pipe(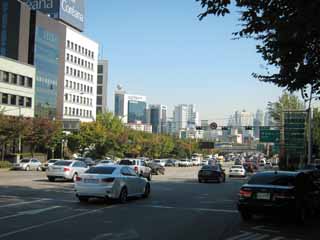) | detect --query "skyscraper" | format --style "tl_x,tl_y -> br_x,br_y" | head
254,109 -> 264,138
173,104 -> 188,132
149,104 -> 167,134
